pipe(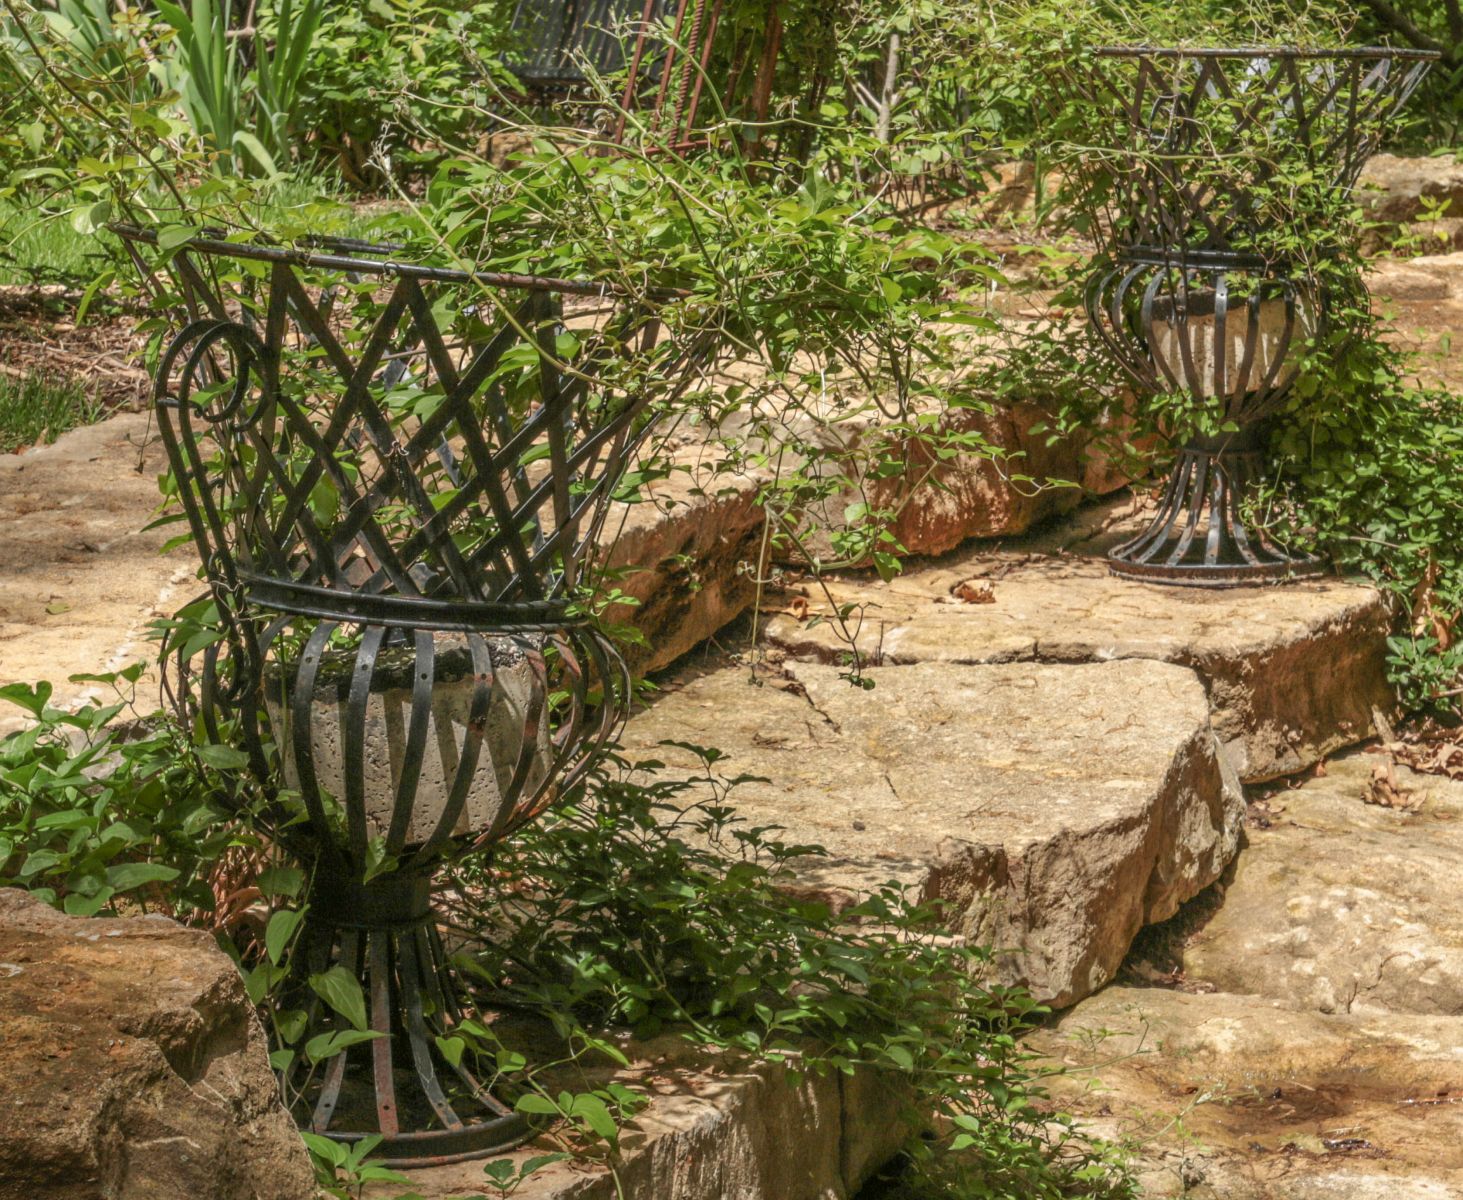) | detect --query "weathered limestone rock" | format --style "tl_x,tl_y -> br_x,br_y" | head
382,1038 -> 906,1200
1359,154 -> 1463,227
1368,251 -> 1463,301
786,402 -> 1132,565
1181,749 -> 1463,1017
1036,986 -> 1463,1200
0,888 -> 315,1200
597,401 -> 1132,677
0,405 -> 1125,715
599,454 -> 765,677
619,658 -> 1241,1008
764,553 -> 1393,783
